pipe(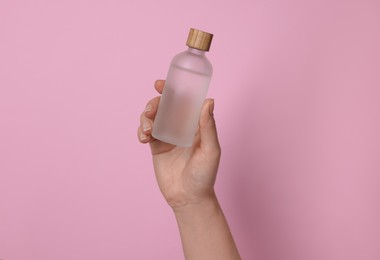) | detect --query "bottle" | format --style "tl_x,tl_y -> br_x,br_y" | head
152,28 -> 214,147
